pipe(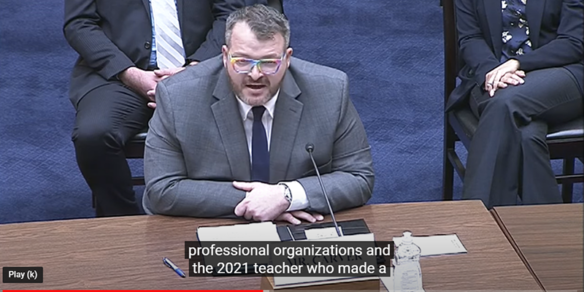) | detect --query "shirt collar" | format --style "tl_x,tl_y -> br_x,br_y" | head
236,90 -> 280,121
